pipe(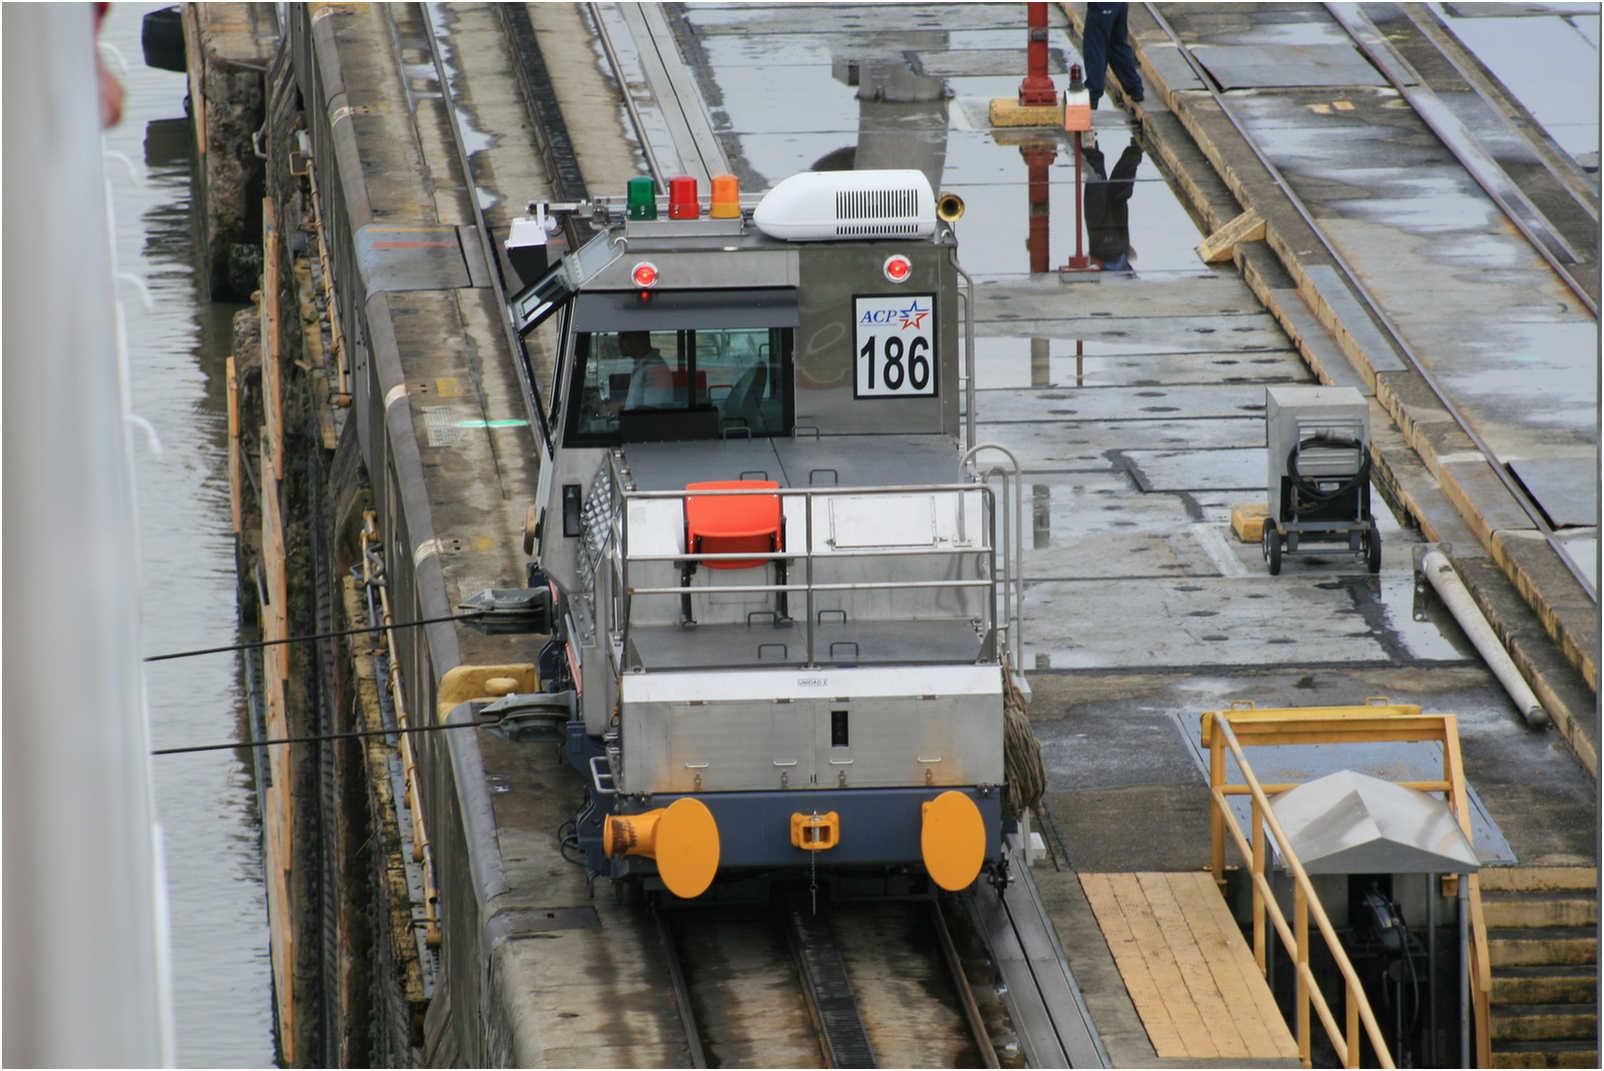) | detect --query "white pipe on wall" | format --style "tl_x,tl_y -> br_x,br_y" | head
1420,548 -> 1546,726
